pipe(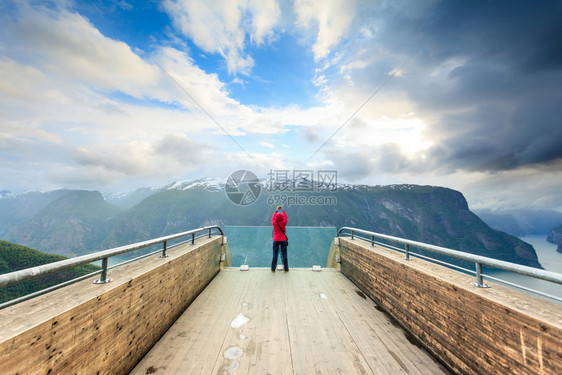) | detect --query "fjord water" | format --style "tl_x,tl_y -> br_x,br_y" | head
223,226 -> 337,268
520,234 -> 562,273
485,234 -> 562,300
